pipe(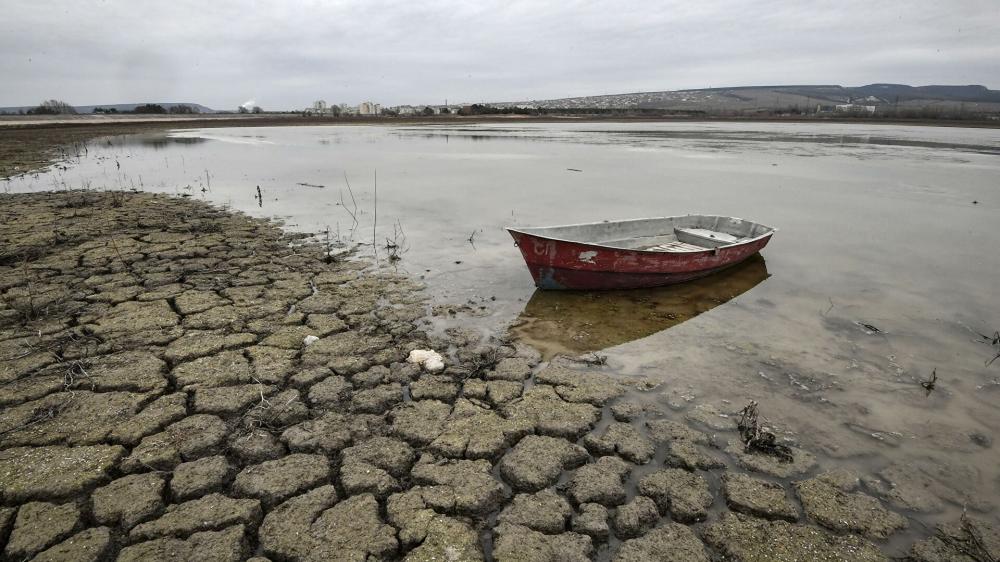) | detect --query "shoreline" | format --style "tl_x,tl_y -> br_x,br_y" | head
0,190 -> 993,560
2,112 -> 999,130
